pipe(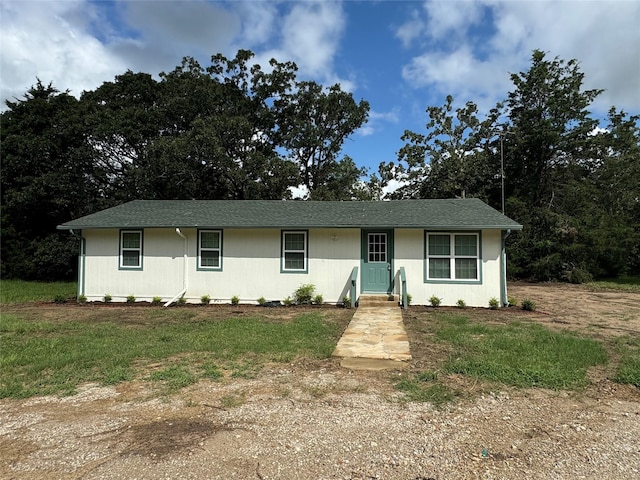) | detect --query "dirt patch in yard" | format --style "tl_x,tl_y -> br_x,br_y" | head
1,283 -> 639,479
